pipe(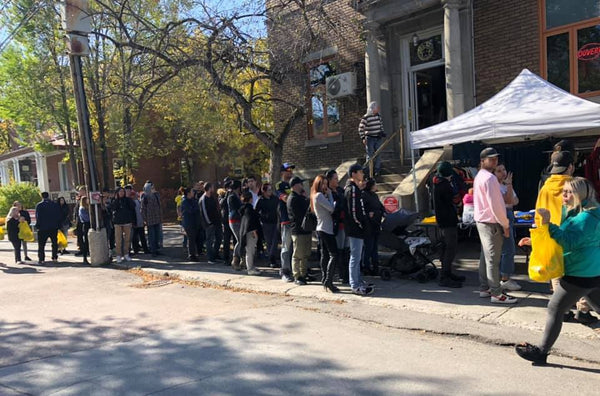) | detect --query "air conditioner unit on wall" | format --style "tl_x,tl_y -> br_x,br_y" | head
326,72 -> 357,99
